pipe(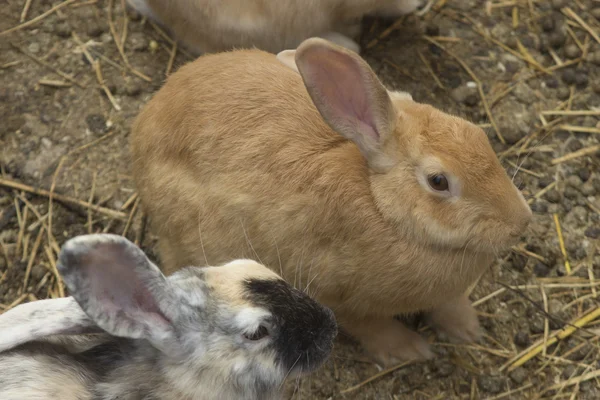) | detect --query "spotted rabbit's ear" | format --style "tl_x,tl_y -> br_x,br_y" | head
0,296 -> 101,353
58,234 -> 176,351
